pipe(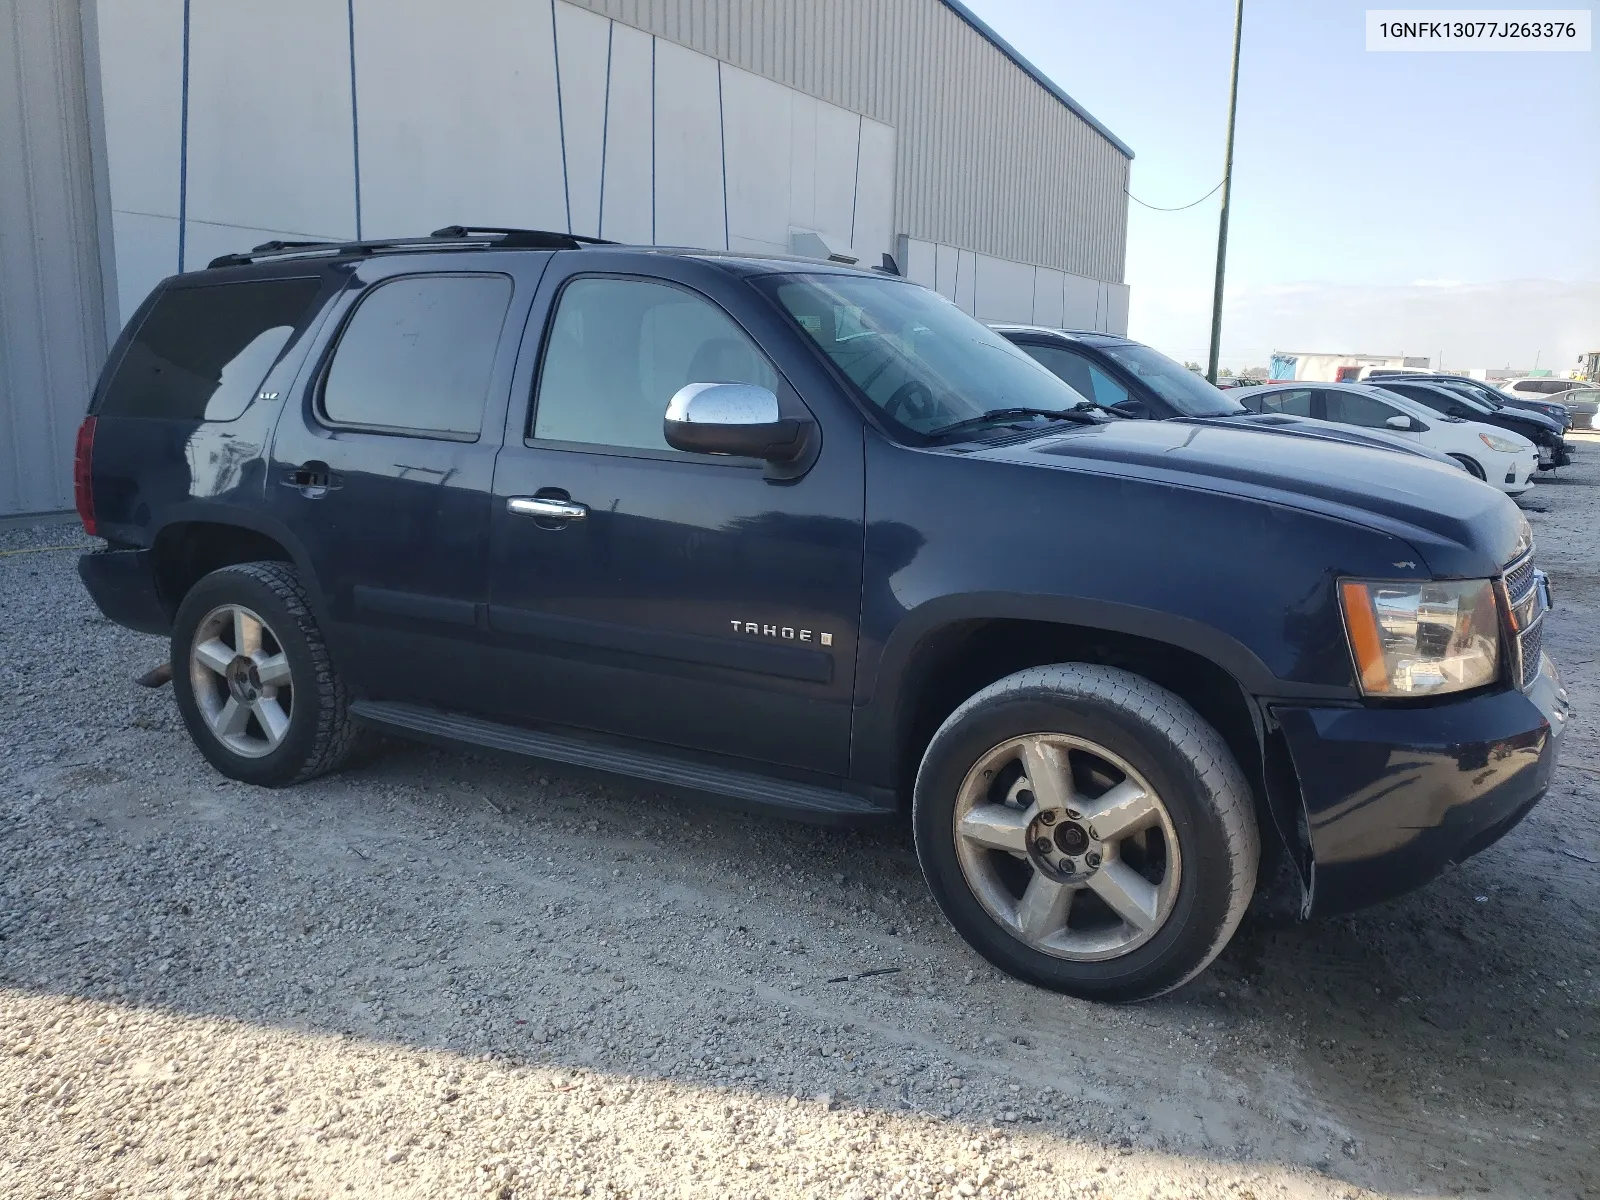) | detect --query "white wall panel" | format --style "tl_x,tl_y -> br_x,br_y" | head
722,65 -> 793,252
652,39 -> 726,249
1105,283 -> 1130,336
110,211 -> 178,323
811,105 -> 859,249
952,249 -> 976,314
598,23 -> 654,243
555,2 -> 612,239
94,0 -> 182,221
352,0 -> 566,238
1062,272 -> 1098,330
851,118 -> 896,263
1032,266 -> 1065,328
186,0 -> 353,242
974,254 -> 1035,324
898,235 -> 936,288
786,93 -> 818,236
933,243 -> 959,301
